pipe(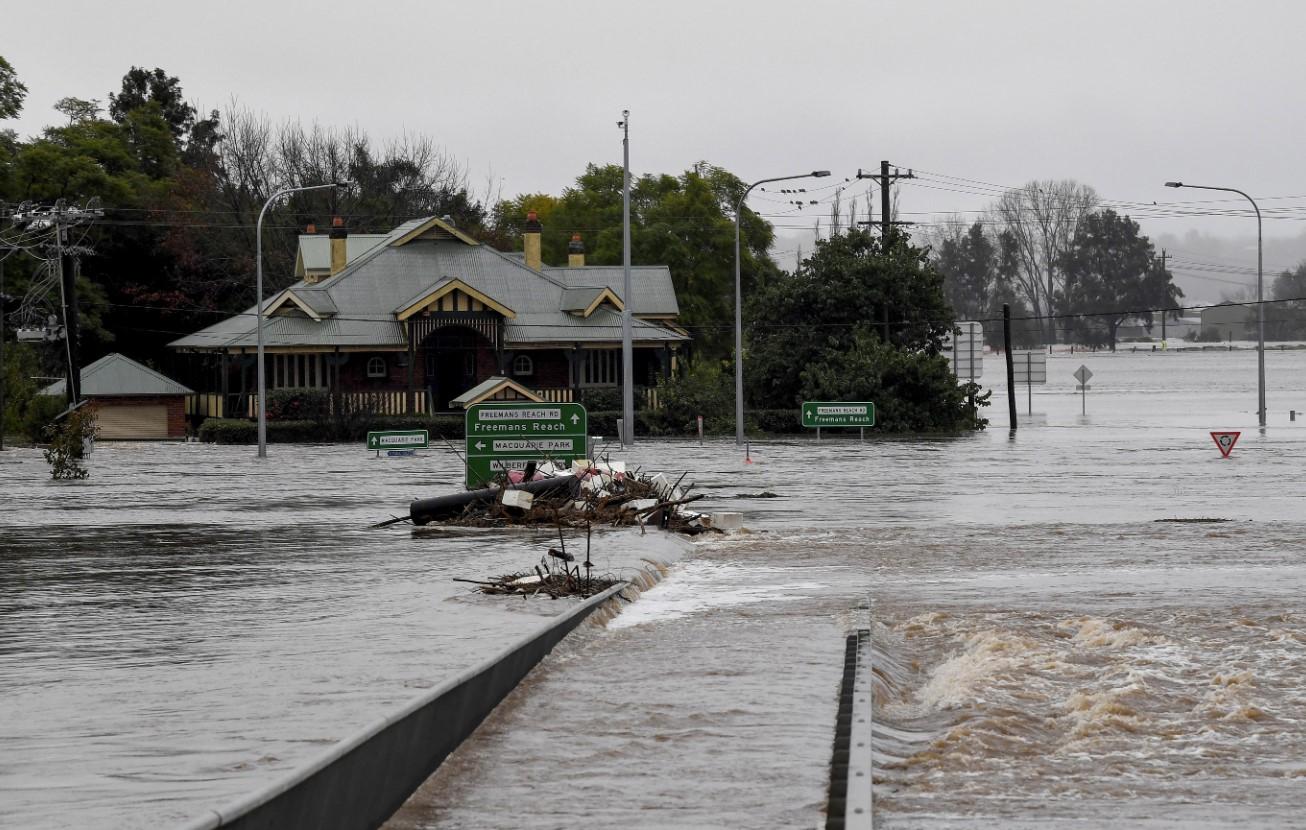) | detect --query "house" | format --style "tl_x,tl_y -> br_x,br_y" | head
1199,303 -> 1254,340
170,212 -> 689,417
41,353 -> 193,439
